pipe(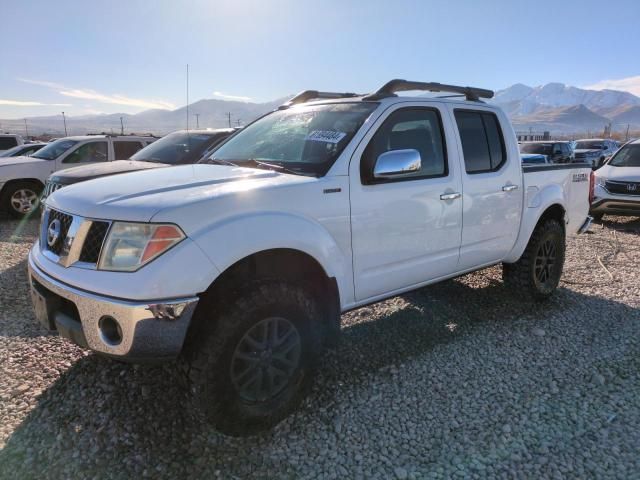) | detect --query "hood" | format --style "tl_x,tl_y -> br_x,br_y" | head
0,155 -> 48,167
597,164 -> 640,182
47,164 -> 315,222
51,160 -> 168,184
